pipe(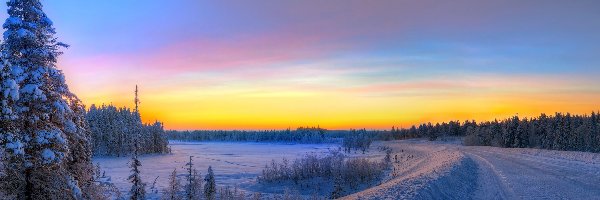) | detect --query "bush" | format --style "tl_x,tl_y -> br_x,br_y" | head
258,150 -> 388,196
